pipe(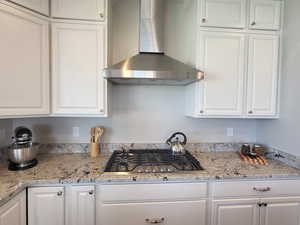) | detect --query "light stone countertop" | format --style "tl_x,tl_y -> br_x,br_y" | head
0,151 -> 300,206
